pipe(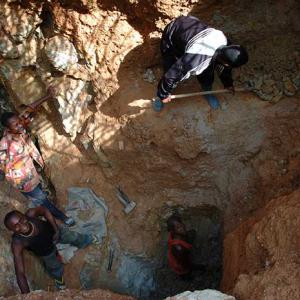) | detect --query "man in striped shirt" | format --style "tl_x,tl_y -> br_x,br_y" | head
154,15 -> 248,111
